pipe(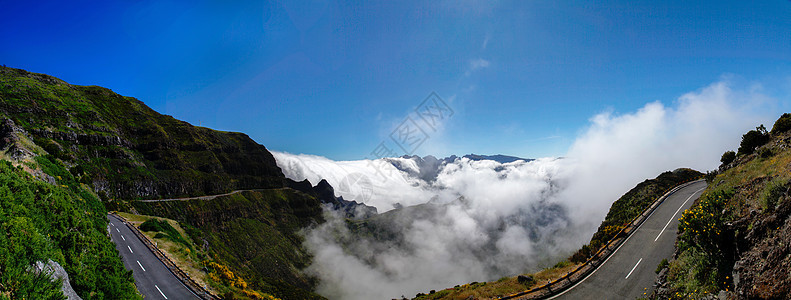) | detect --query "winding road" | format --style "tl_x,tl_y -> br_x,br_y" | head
108,214 -> 199,299
551,180 -> 707,299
